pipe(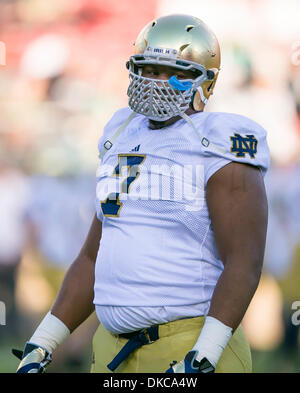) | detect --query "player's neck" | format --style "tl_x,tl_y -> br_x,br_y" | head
148,107 -> 200,130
